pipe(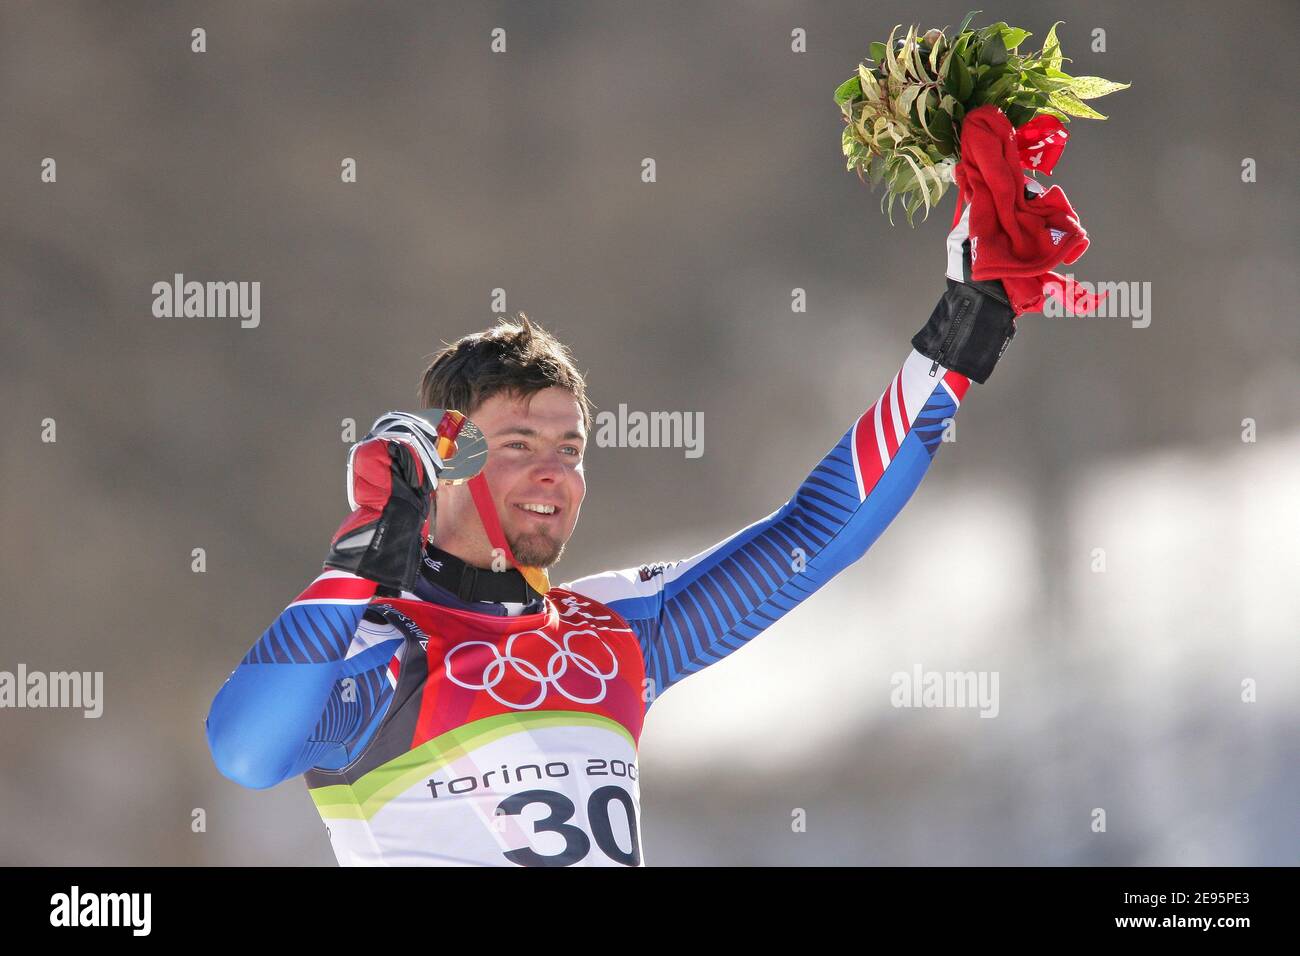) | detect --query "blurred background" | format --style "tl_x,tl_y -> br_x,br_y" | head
1,0 -> 1296,865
